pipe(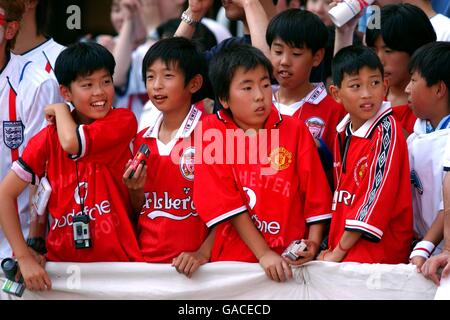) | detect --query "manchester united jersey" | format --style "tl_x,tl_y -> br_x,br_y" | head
135,105 -> 208,263
11,108 -> 143,262
272,82 -> 346,152
0,54 -> 61,258
194,106 -> 332,262
330,102 -> 413,264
